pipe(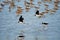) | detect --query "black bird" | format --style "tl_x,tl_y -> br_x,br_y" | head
18,15 -> 24,23
0,3 -> 4,7
18,35 -> 24,37
42,22 -> 48,25
36,10 -> 39,15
